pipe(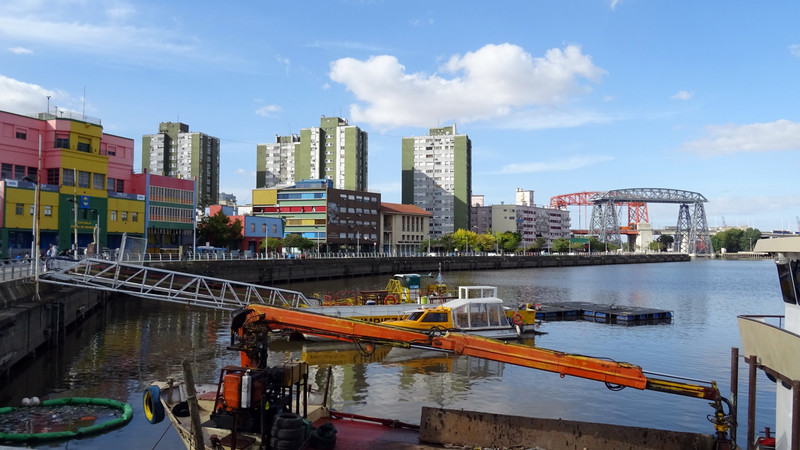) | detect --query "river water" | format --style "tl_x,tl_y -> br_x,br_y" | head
0,259 -> 784,448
